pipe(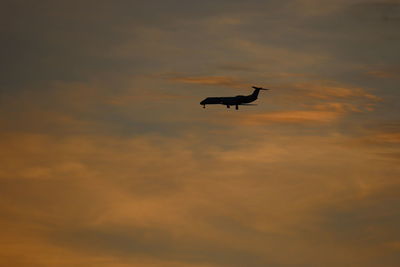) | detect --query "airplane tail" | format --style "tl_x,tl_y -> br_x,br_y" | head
251,86 -> 269,98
